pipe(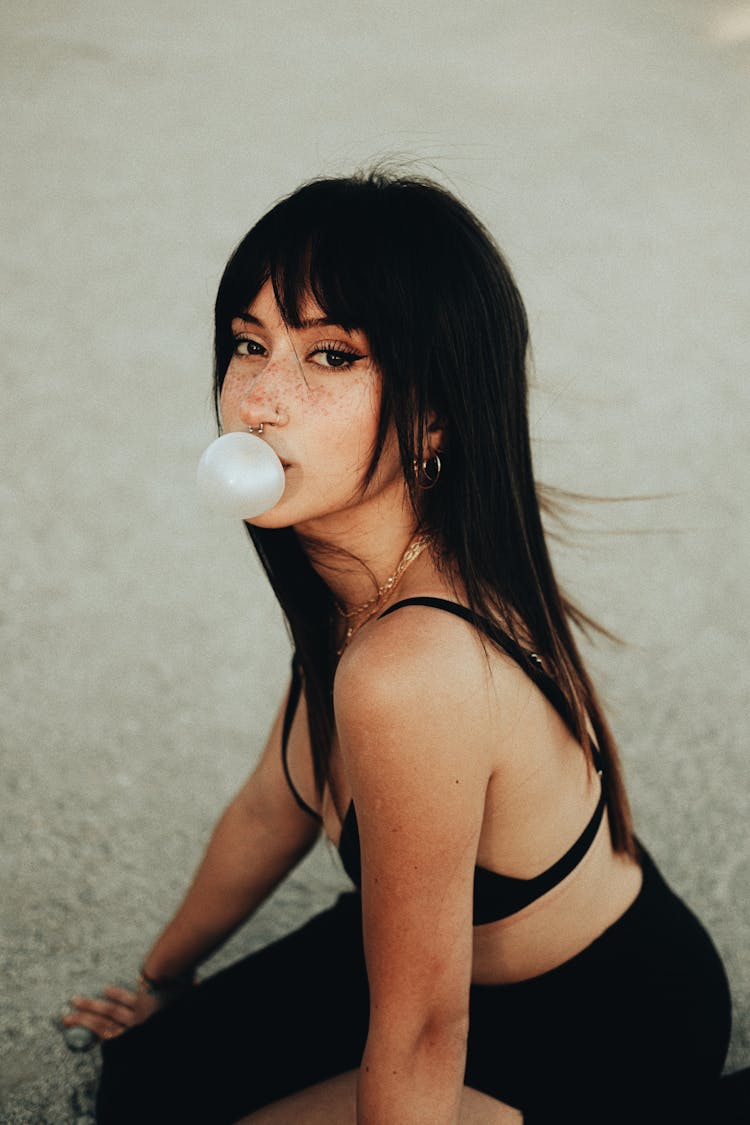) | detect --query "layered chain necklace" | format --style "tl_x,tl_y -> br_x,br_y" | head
334,532 -> 432,654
